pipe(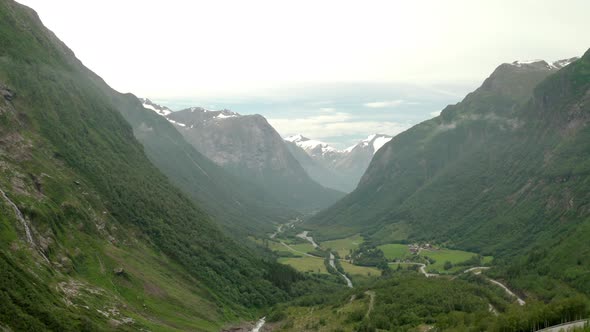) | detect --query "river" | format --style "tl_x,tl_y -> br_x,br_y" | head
250,317 -> 265,332
329,253 -> 353,288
